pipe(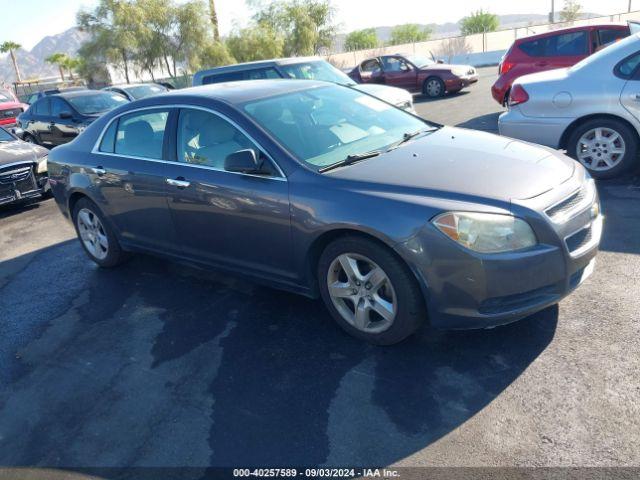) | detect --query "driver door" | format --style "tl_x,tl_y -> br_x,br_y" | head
380,56 -> 417,90
359,58 -> 383,84
164,107 -> 295,283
